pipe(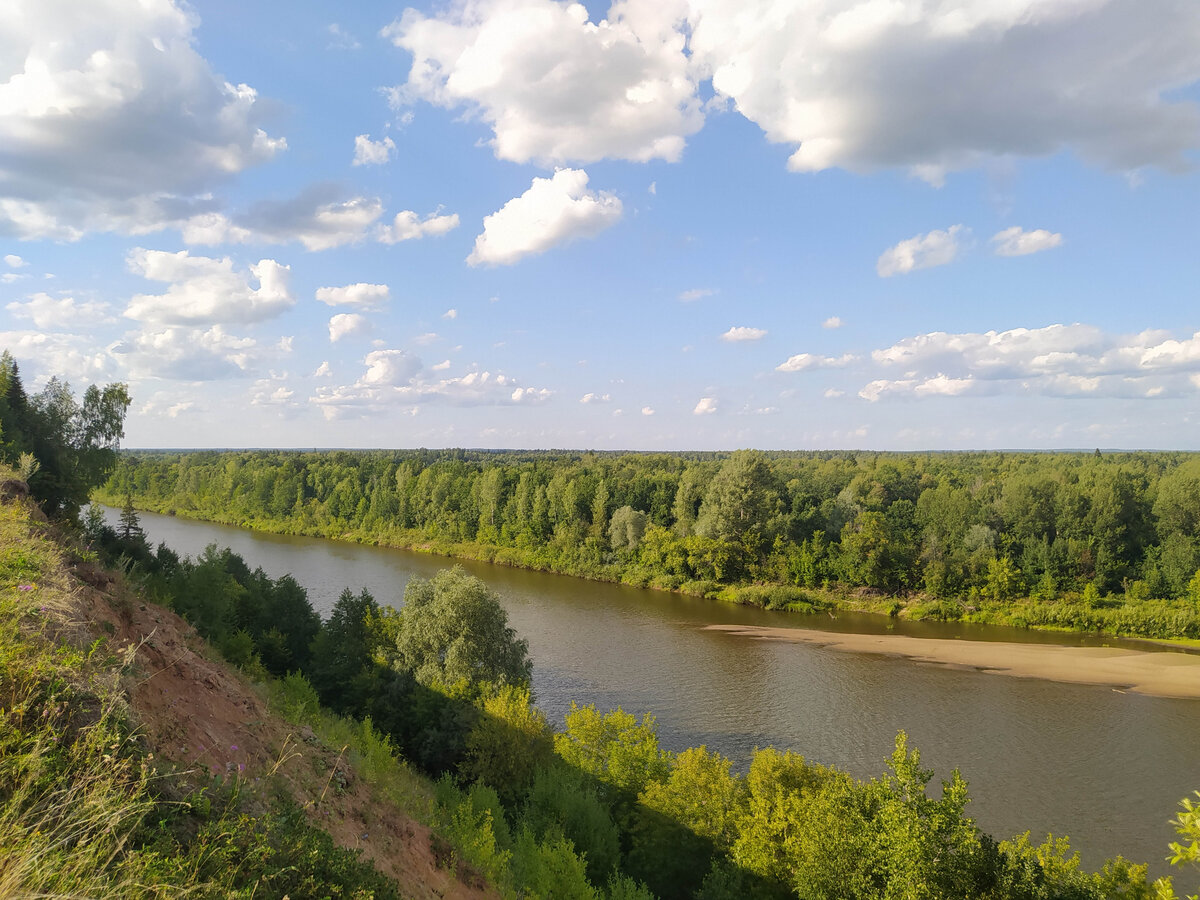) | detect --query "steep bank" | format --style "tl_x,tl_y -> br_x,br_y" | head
0,476 -> 496,898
